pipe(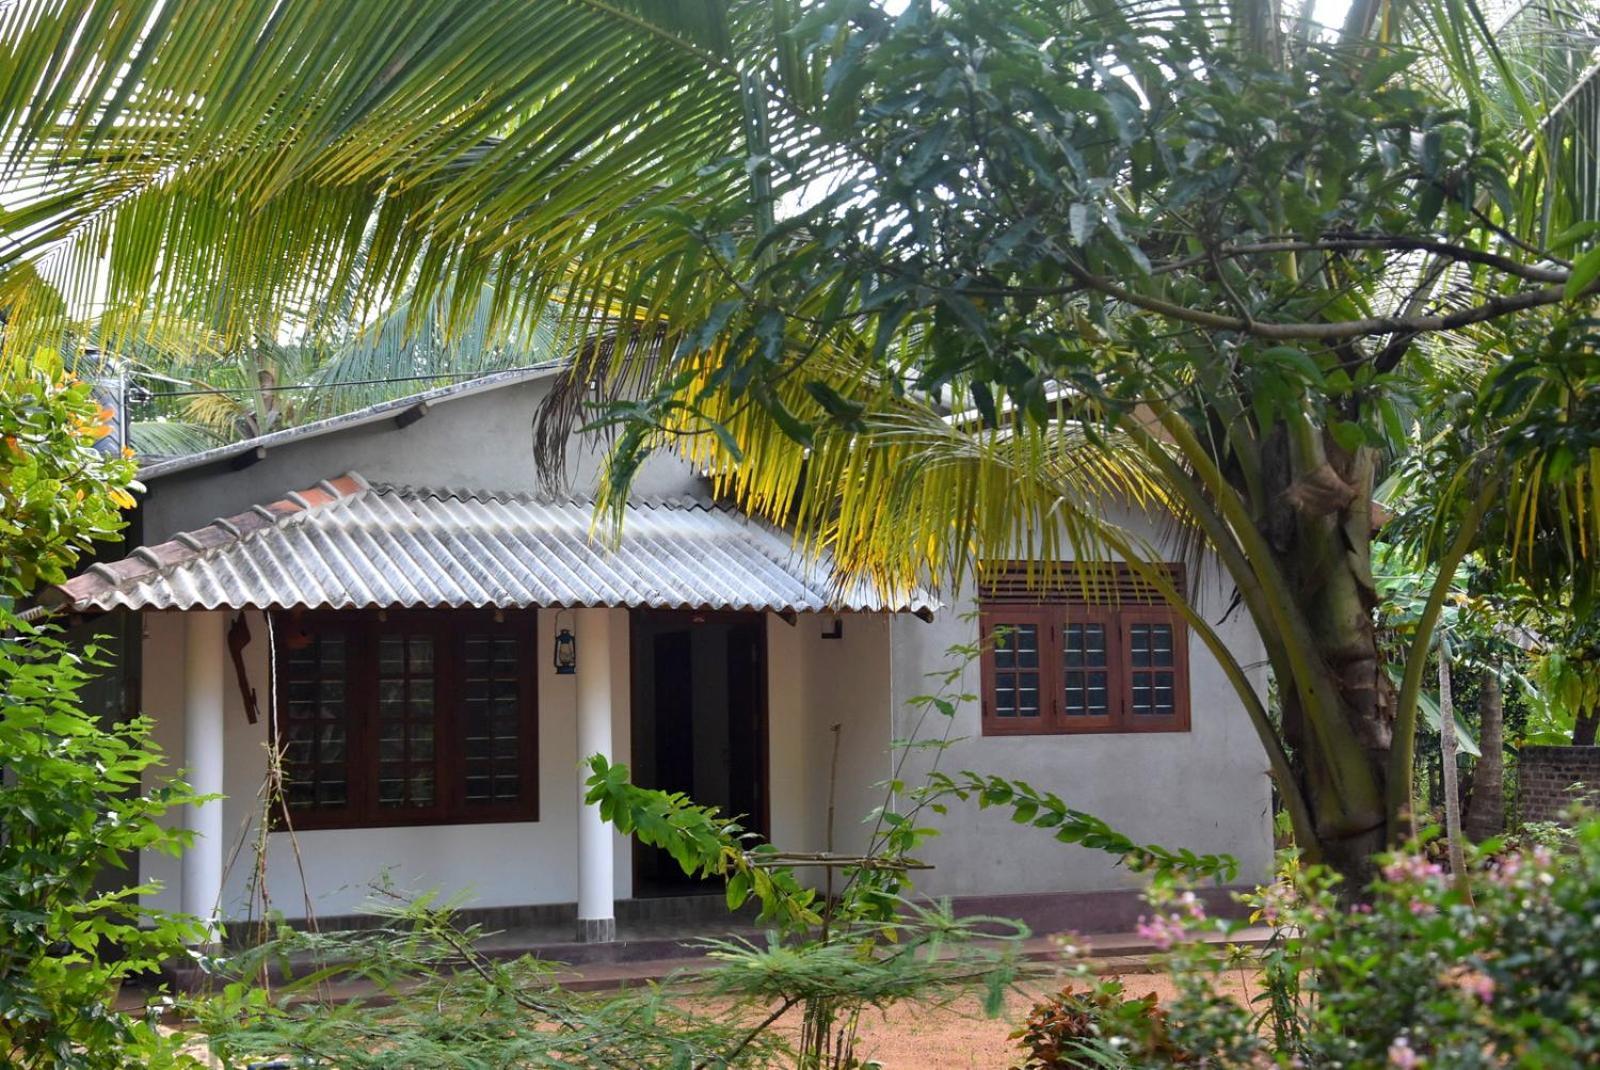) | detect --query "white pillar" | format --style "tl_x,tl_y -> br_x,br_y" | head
181,610 -> 227,942
575,607 -> 616,943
